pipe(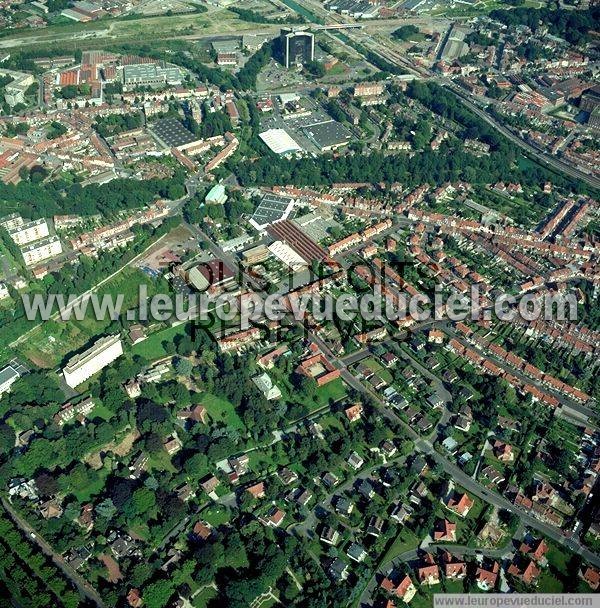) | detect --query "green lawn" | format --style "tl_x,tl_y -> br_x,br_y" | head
90,402 -> 115,421
201,505 -> 232,527
148,448 -> 176,473
131,323 -> 189,360
192,585 -> 217,608
381,527 -> 420,563
315,377 -> 347,405
546,541 -> 569,573
362,357 -> 393,384
200,393 -> 245,431
72,467 -> 110,502
538,572 -> 563,593
248,448 -> 279,474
